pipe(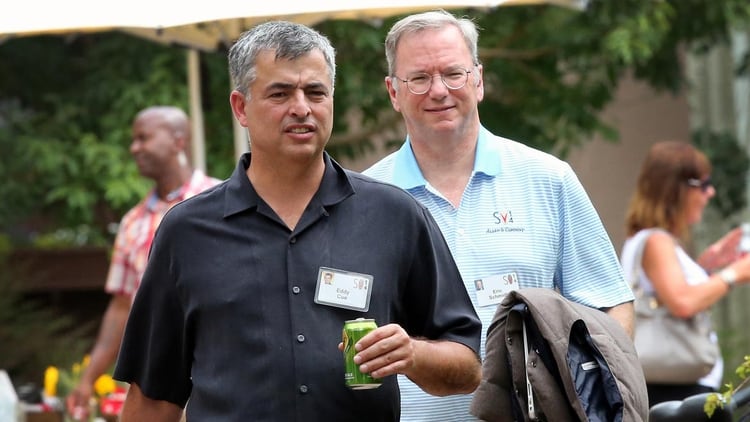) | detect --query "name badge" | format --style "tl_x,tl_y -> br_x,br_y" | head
314,267 -> 374,312
474,272 -> 519,307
